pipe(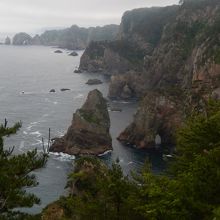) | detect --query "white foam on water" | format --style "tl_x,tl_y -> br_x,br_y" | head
127,161 -> 134,165
31,139 -> 42,146
27,125 -> 33,131
98,150 -> 112,157
23,131 -> 28,135
49,152 -> 75,162
75,93 -> 84,99
53,101 -> 58,105
30,131 -> 41,137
